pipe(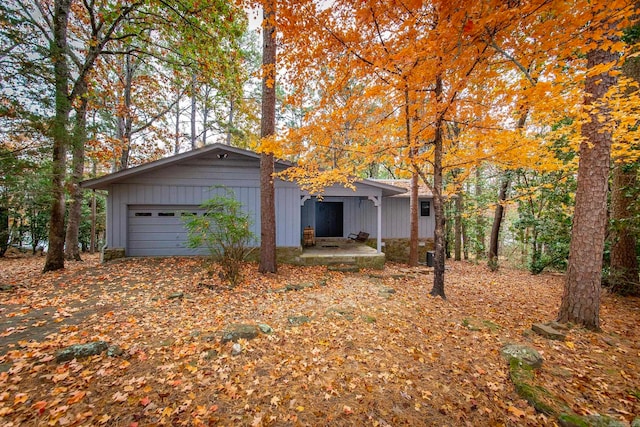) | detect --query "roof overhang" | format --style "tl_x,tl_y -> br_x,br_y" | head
81,143 -> 293,190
